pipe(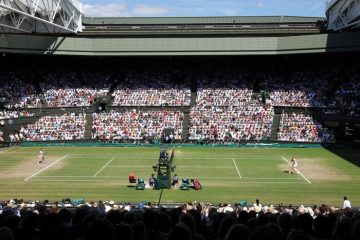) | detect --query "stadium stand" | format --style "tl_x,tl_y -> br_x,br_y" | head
111,68 -> 191,106
91,109 -> 184,142
0,198 -> 358,240
277,111 -> 335,143
1,2 -> 360,239
0,55 -> 359,143
19,112 -> 86,141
